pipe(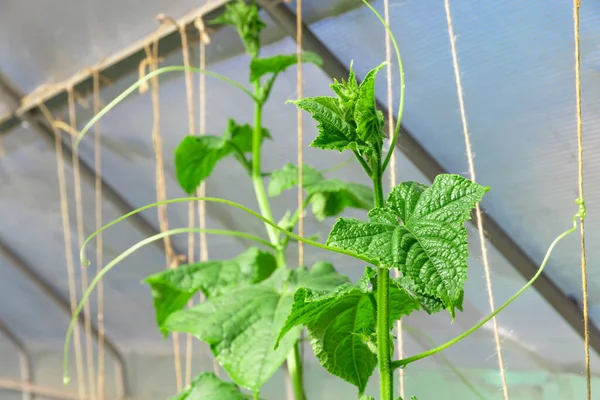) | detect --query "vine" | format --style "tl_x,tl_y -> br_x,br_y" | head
63,2 -> 582,399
